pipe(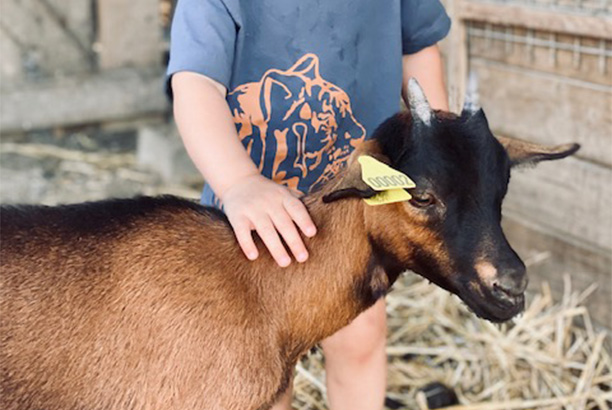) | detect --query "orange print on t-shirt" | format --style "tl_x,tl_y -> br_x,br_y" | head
227,54 -> 366,193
